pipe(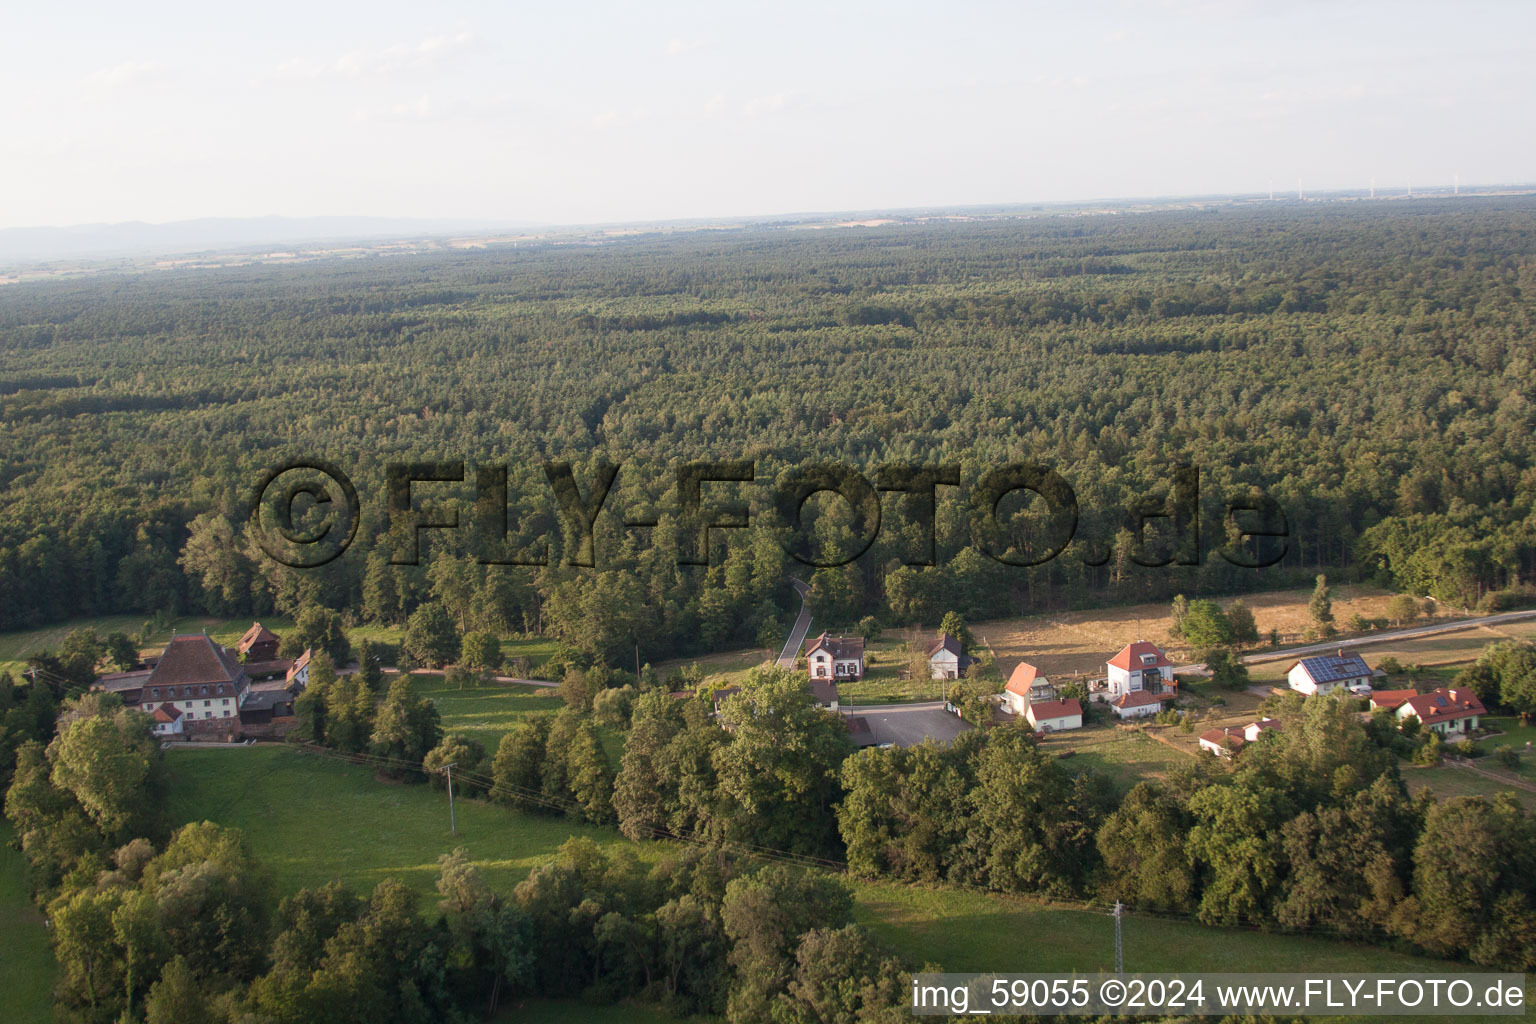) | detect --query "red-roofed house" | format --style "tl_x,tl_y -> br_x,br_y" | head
1027,697 -> 1082,732
1396,688 -> 1486,736
1243,718 -> 1282,742
138,633 -> 249,735
1199,726 -> 1246,758
286,648 -> 313,689
806,633 -> 865,681
1106,642 -> 1176,718
1003,662 -> 1052,715
151,704 -> 184,737
1369,689 -> 1418,713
